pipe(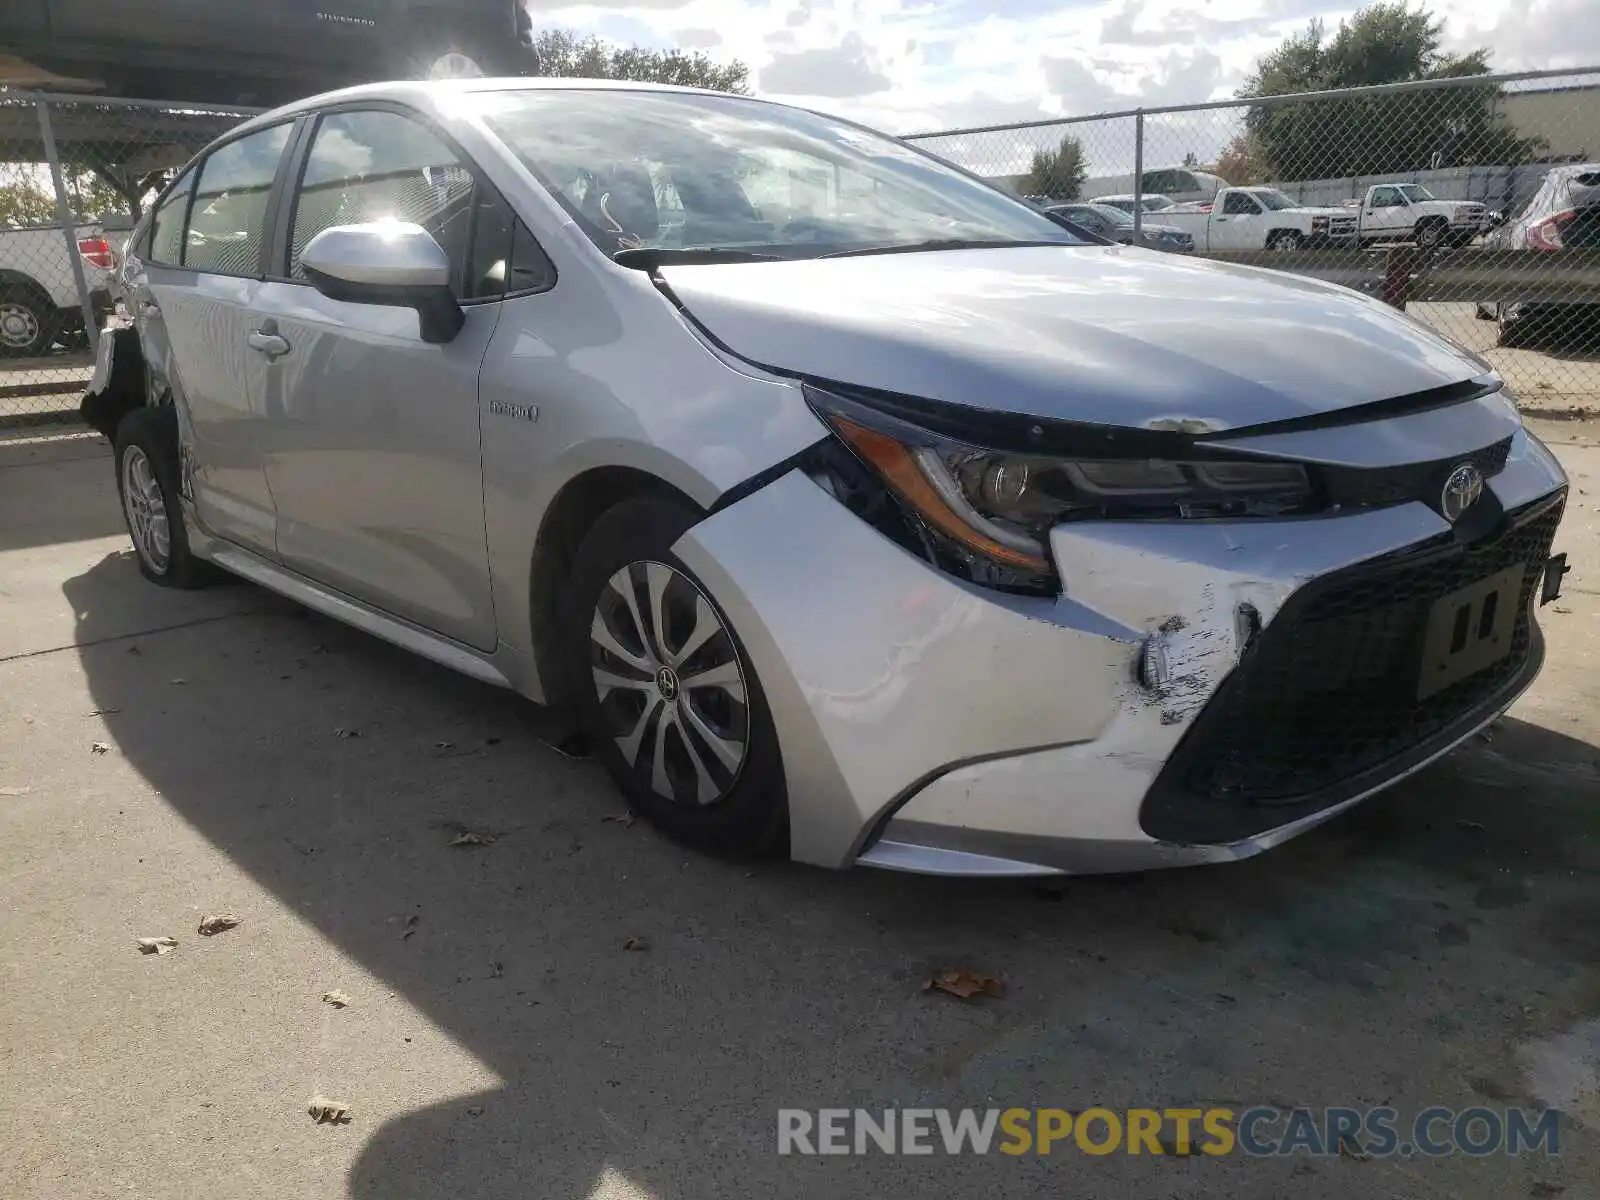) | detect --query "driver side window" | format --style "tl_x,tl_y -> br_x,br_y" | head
288,109 -> 475,296
1371,186 -> 1401,208
1222,191 -> 1260,215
